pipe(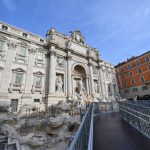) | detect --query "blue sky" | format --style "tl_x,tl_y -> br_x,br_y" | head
0,0 -> 150,65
